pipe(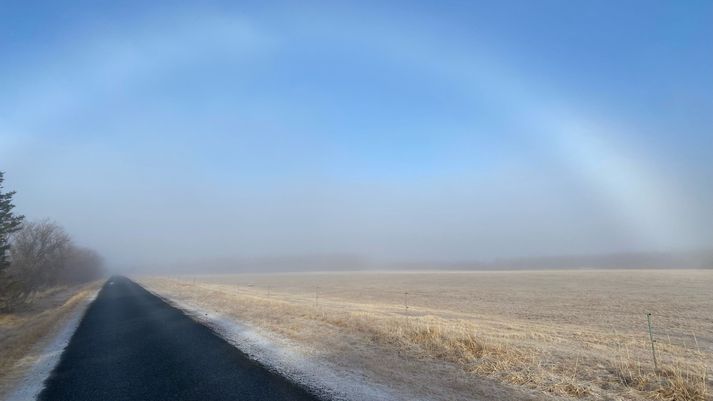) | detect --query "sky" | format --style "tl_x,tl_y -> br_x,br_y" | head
1,0 -> 712,270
